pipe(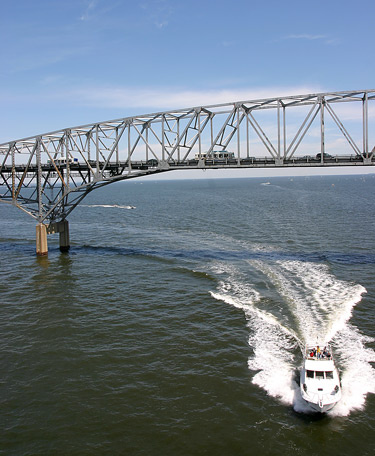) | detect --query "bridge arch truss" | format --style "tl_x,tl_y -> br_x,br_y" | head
0,89 -> 374,225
